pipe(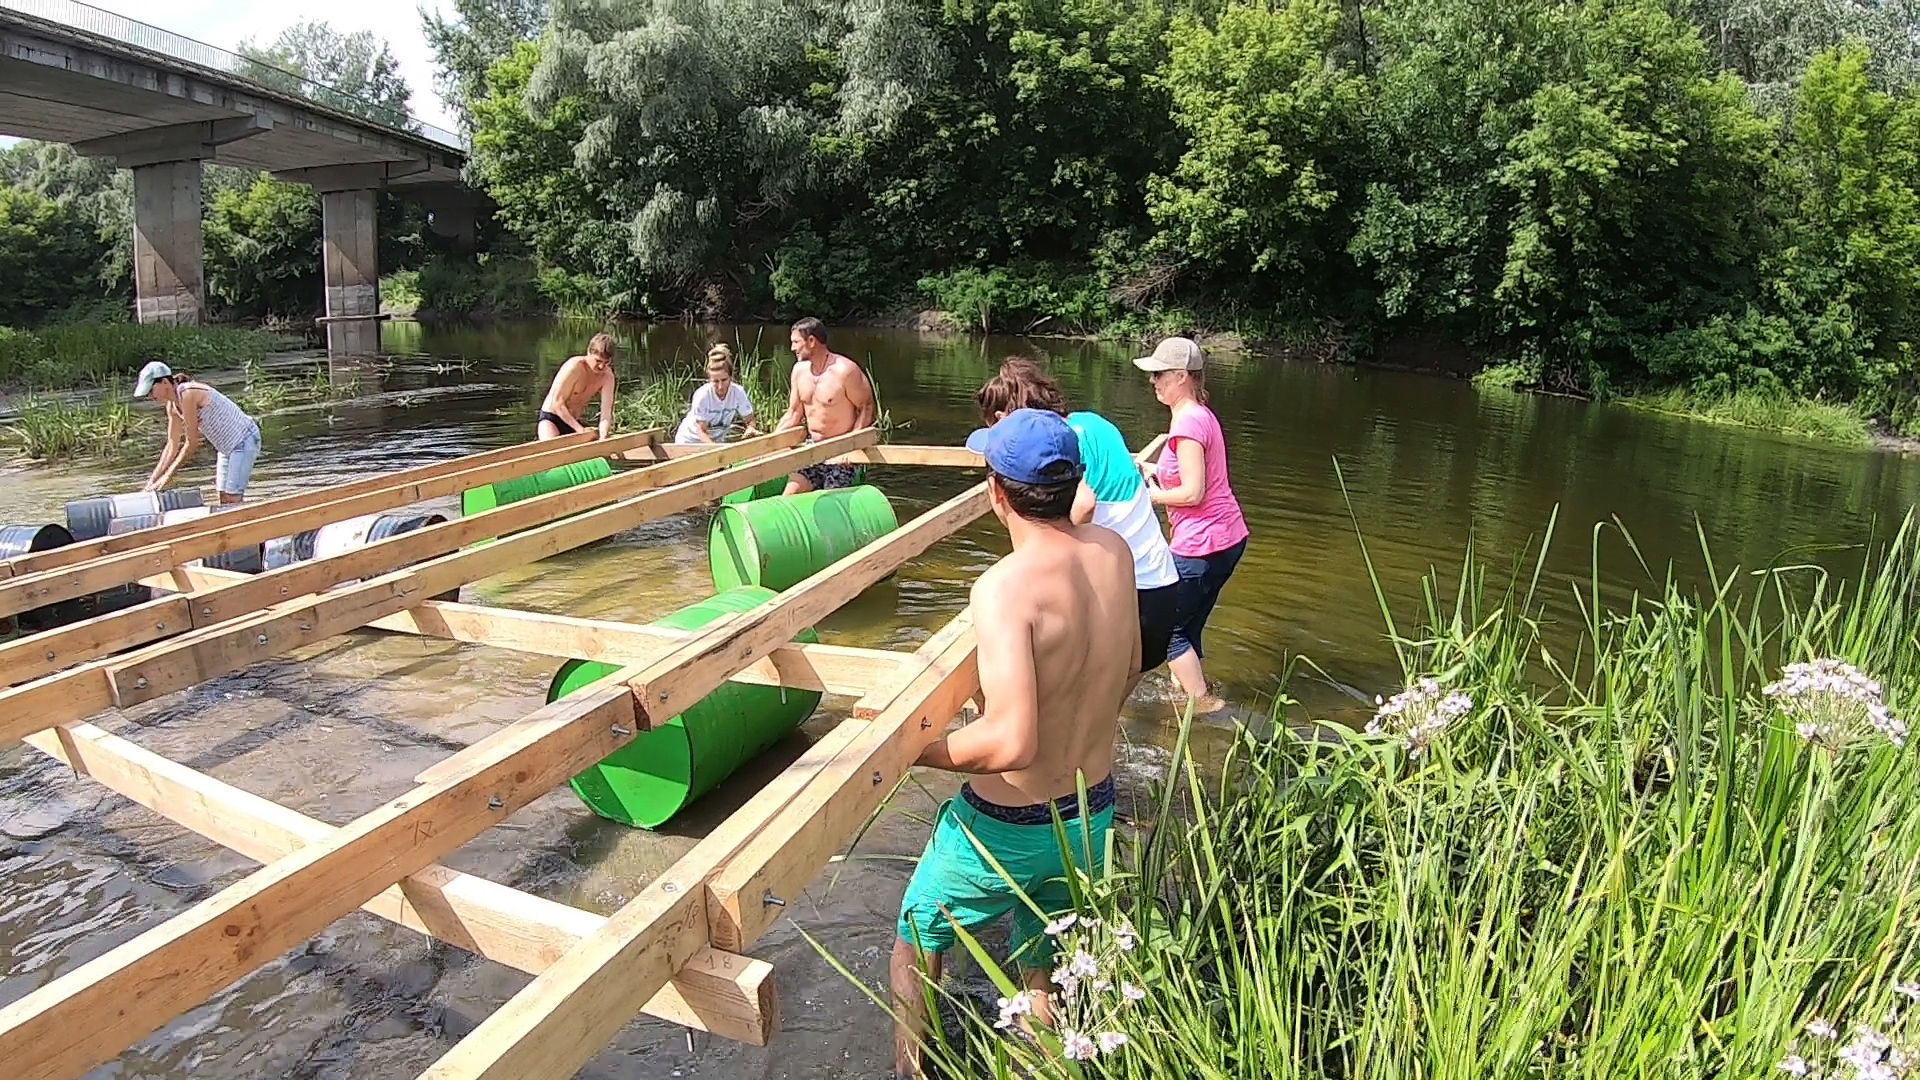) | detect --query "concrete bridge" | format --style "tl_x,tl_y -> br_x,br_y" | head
0,0 -> 485,353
